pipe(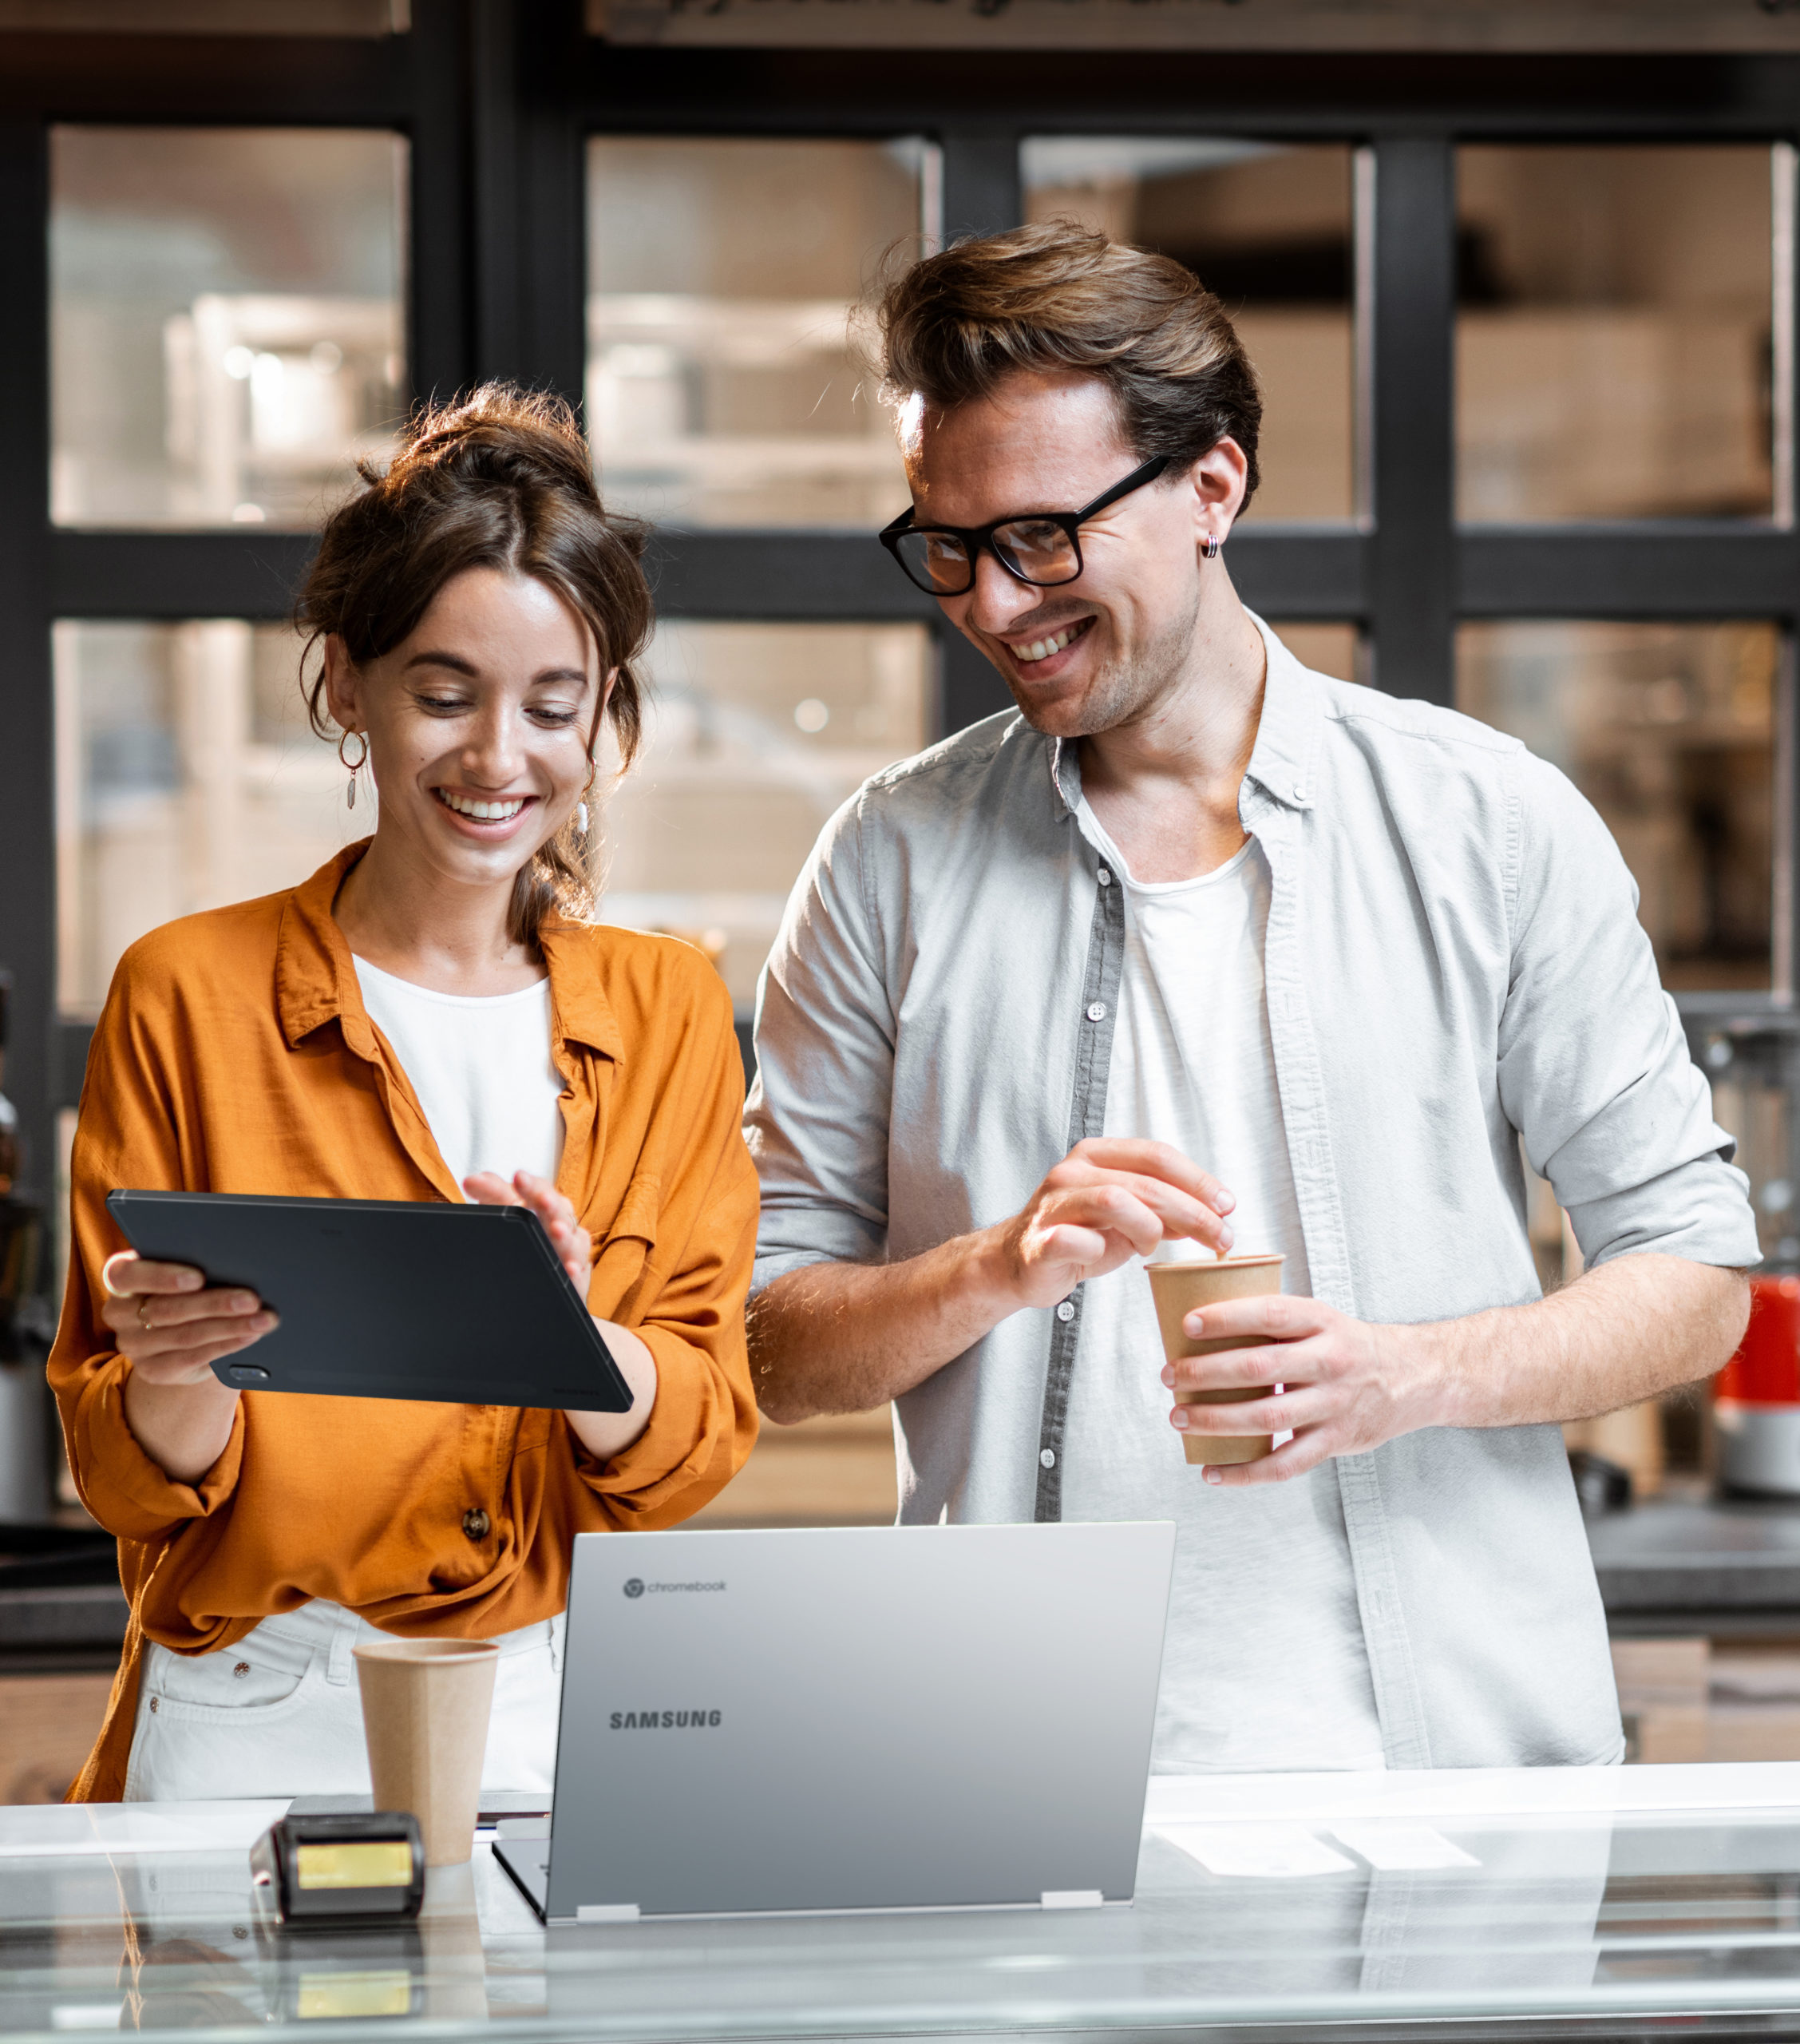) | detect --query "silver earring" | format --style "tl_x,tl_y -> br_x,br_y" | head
1202,533 -> 1222,561
338,729 -> 370,810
